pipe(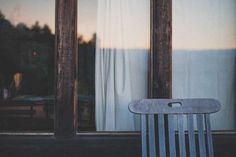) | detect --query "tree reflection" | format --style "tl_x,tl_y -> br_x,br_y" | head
0,10 -> 96,131
0,10 -> 96,100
